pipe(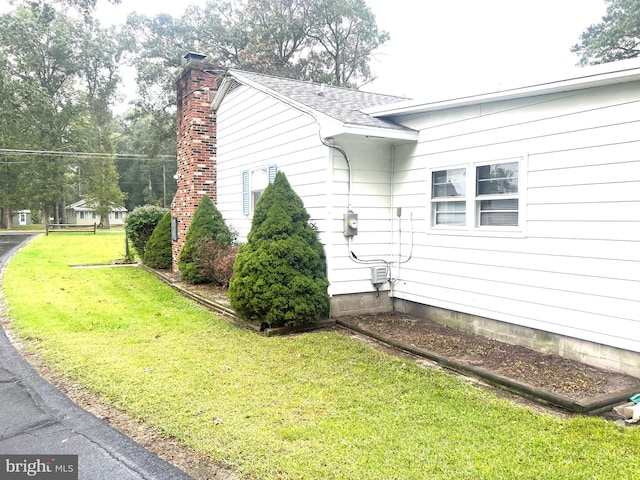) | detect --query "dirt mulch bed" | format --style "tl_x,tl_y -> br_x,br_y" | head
336,311 -> 640,403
